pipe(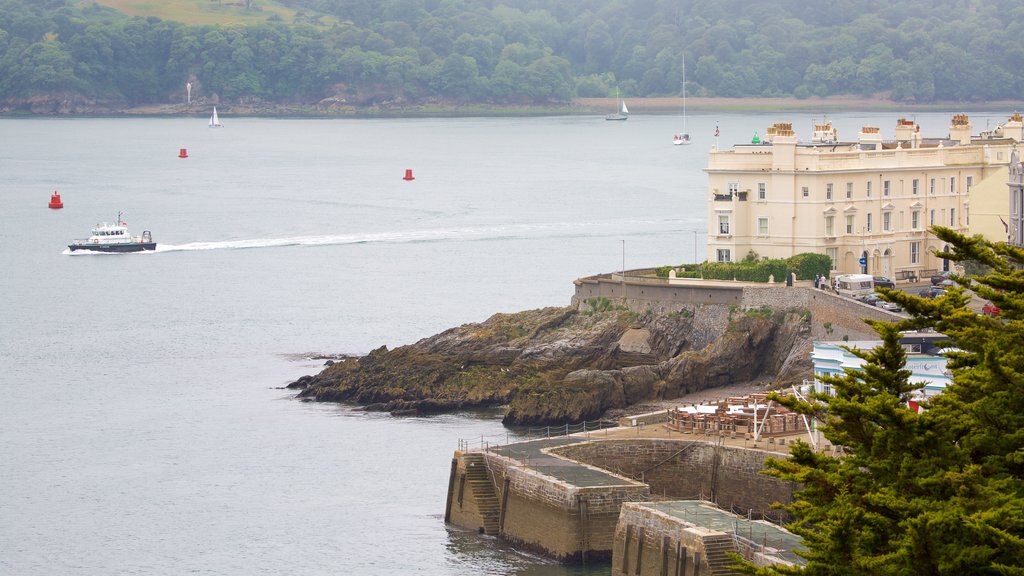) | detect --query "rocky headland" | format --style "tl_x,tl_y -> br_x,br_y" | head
287,300 -> 813,425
